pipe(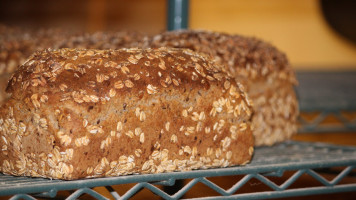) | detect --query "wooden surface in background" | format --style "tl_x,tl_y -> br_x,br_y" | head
0,0 -> 166,34
190,0 -> 356,69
